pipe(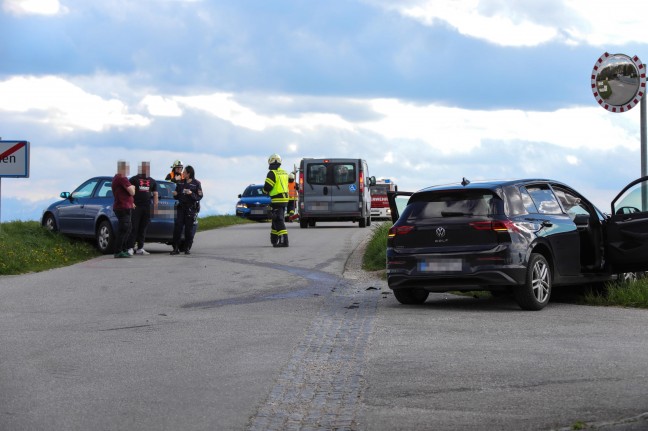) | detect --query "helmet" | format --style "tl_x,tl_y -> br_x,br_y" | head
171,159 -> 183,168
268,153 -> 282,165
288,173 -> 295,180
